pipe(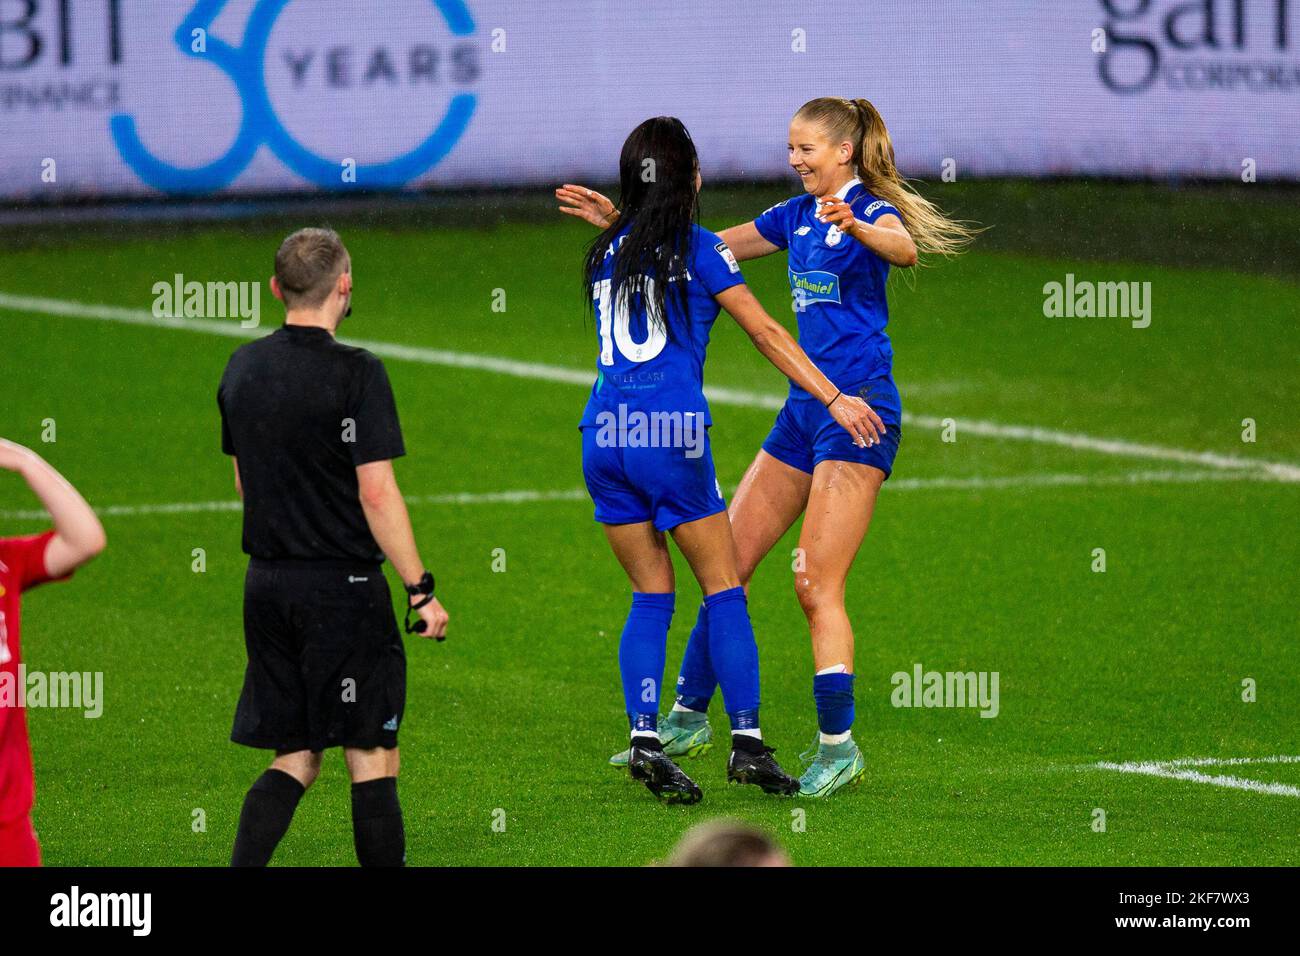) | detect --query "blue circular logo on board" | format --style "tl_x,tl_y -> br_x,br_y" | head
110,0 -> 478,194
